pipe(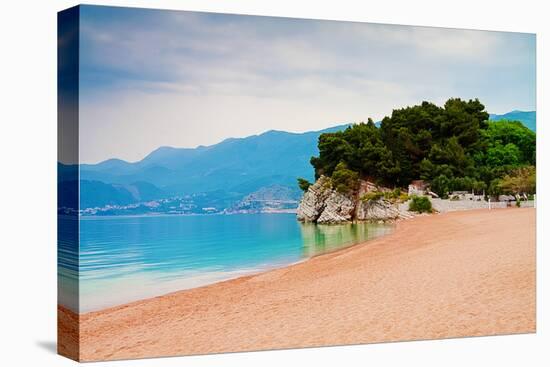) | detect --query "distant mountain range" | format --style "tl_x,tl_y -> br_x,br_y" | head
59,110 -> 535,214
59,124 -> 351,213
490,110 -> 536,132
